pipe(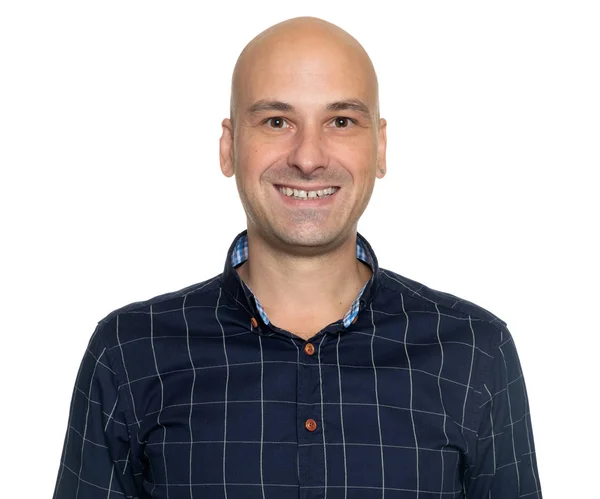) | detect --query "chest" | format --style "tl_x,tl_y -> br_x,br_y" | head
128,331 -> 474,498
